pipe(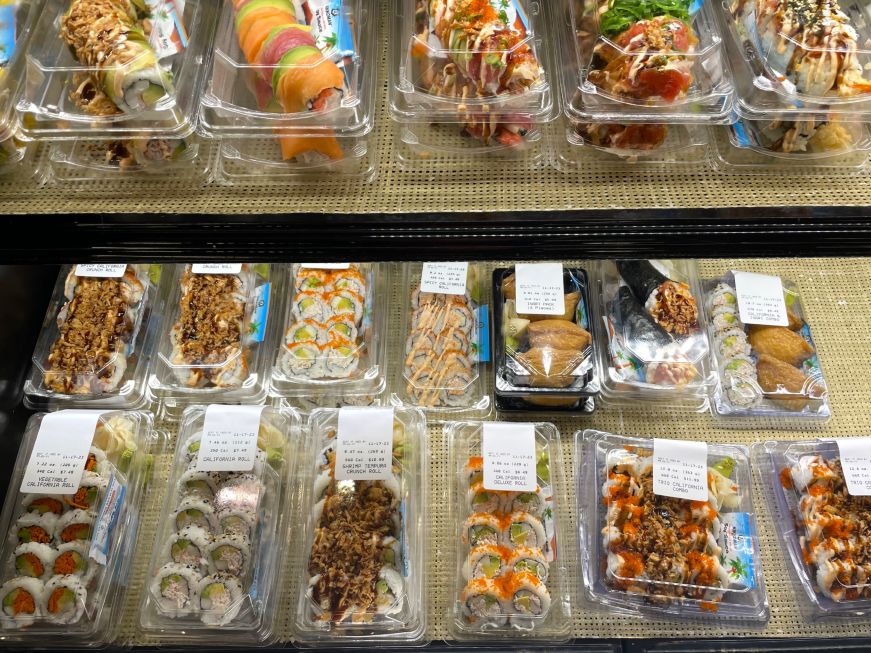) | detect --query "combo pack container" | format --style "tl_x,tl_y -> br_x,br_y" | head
445,421 -> 572,642
492,265 -> 599,413
24,264 -> 162,411
0,410 -> 161,646
139,404 -> 299,644
293,407 -> 428,646
577,430 -> 769,622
